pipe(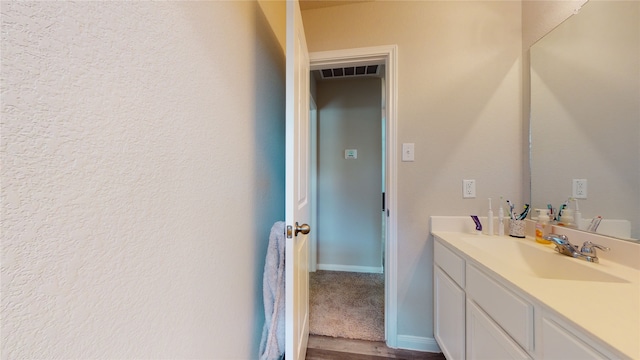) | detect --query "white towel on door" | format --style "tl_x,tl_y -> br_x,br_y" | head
259,221 -> 286,360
